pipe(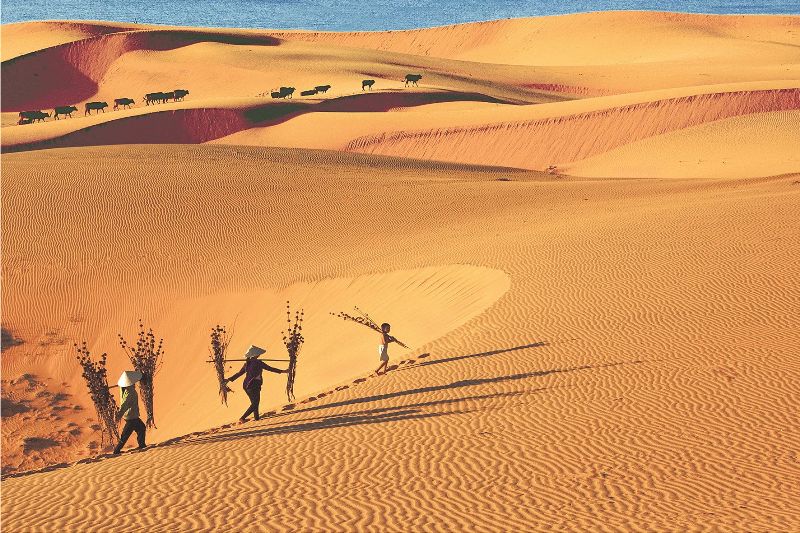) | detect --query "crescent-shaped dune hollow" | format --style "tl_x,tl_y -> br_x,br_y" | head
2,11 -> 800,532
